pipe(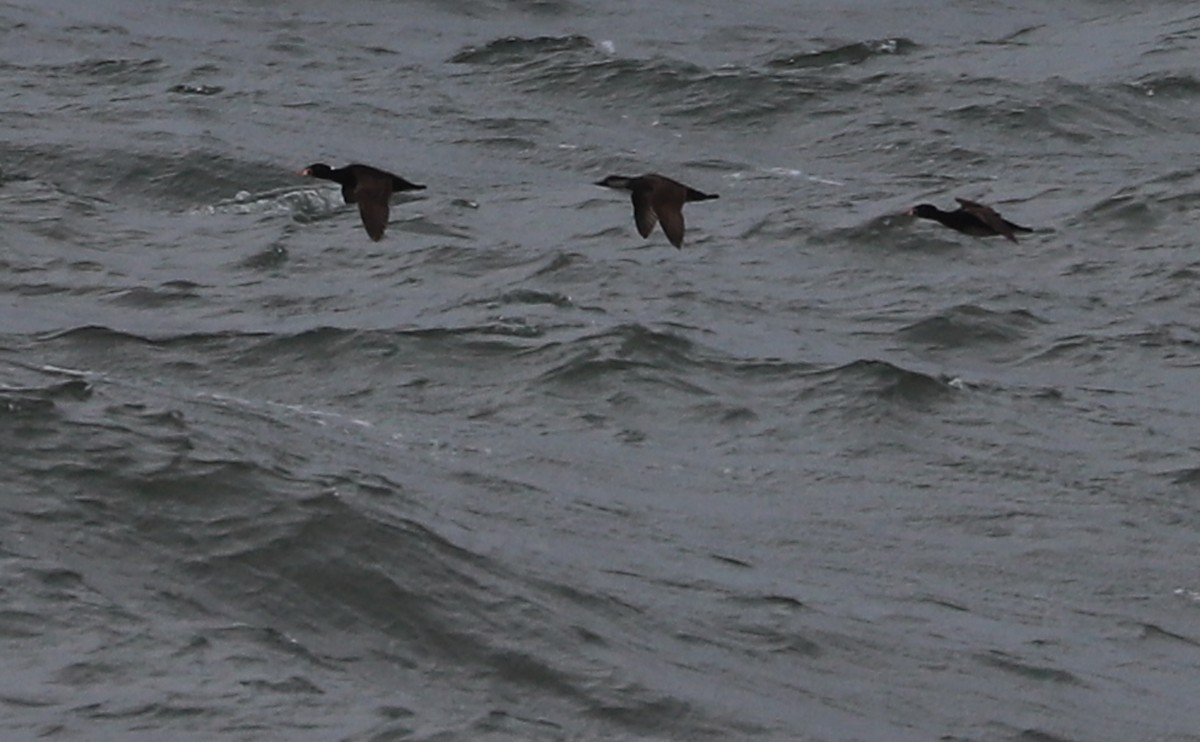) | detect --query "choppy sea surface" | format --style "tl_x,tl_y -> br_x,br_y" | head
4,1 -> 1200,739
